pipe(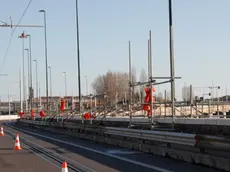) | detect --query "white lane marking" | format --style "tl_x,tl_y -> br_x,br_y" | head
6,123 -> 173,172
5,134 -> 60,169
107,149 -> 142,155
5,127 -> 97,172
